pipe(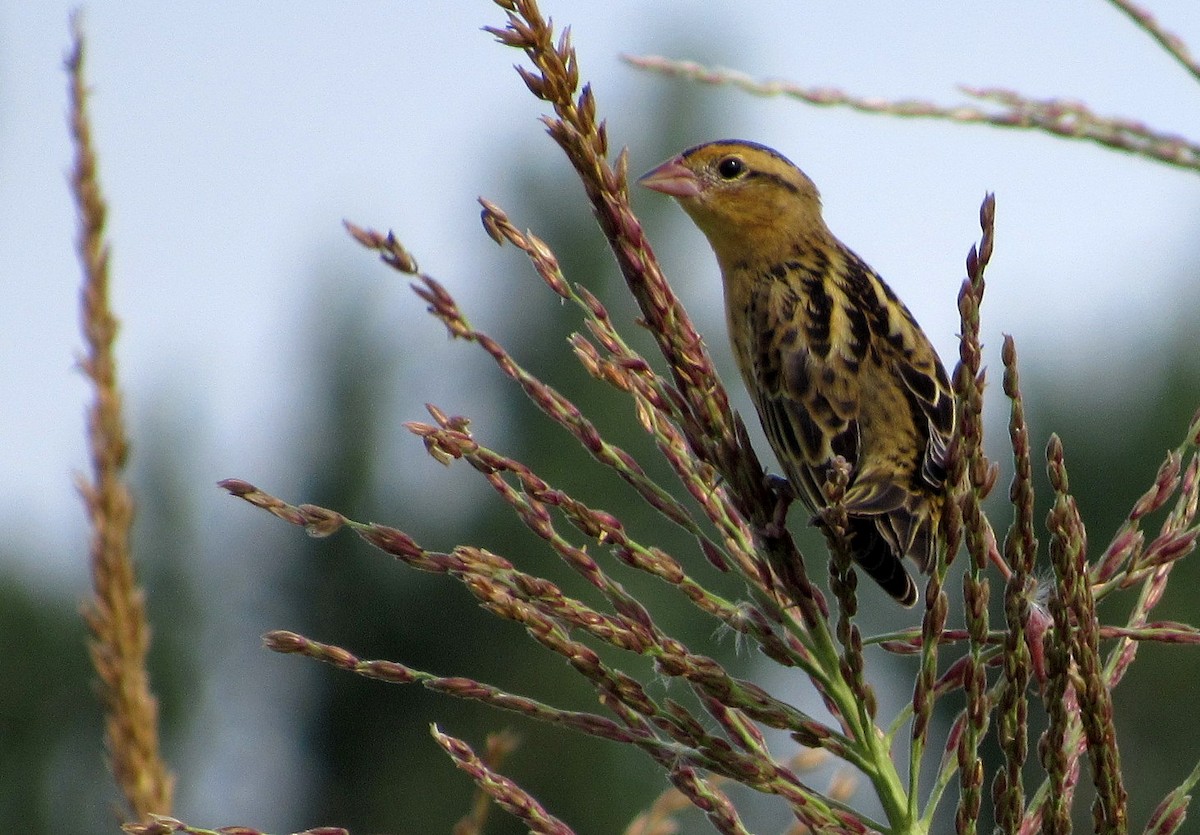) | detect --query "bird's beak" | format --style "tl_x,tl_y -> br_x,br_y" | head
637,155 -> 700,198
